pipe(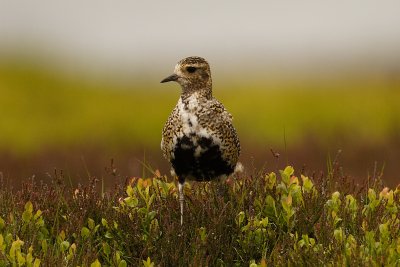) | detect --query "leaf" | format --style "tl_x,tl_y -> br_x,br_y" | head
25,201 -> 33,213
367,189 -> 376,202
148,194 -> 156,208
125,197 -> 138,208
142,257 -> 154,267
17,250 -> 26,265
379,223 -> 389,240
301,175 -> 313,192
61,241 -> 70,252
289,176 -> 299,186
279,170 -> 290,185
101,218 -> 108,228
345,195 -> 357,214
284,166 -> 294,176
115,251 -> 121,262
102,242 -> 111,256
69,243 -> 77,255
22,209 -> 33,223
26,250 -> 33,264
88,218 -> 95,230
147,211 -> 156,221
0,235 -> 4,252
0,217 -> 5,230
33,210 -> 42,220
81,227 -> 90,239
35,217 -> 45,228
10,239 -> 24,262
265,172 -> 276,189
91,259 -> 101,267
236,211 -> 245,227
105,231 -> 113,239
126,185 -> 134,197
198,227 -> 207,242
41,239 -> 48,254
265,195 -> 277,218
260,217 -> 268,227
282,194 -> 292,211
332,191 -> 340,201
58,230 -> 66,241
334,228 -> 344,243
